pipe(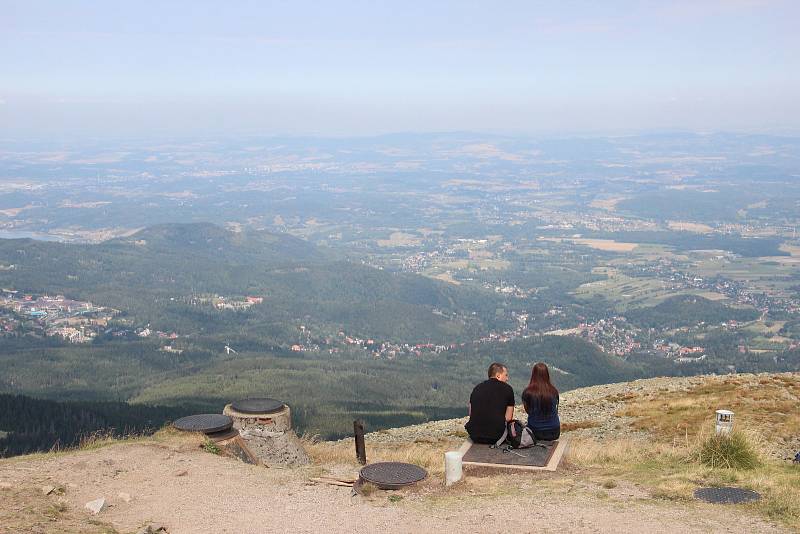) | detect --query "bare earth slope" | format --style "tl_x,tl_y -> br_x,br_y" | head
2,373 -> 797,534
